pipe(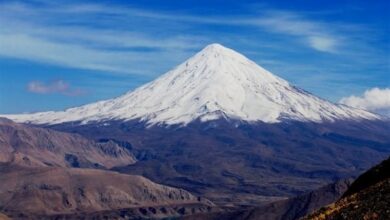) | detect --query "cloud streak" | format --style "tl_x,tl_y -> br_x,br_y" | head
340,88 -> 390,117
95,5 -> 342,52
0,2 -> 205,75
27,80 -> 85,96
244,11 -> 340,52
0,1 -> 358,76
